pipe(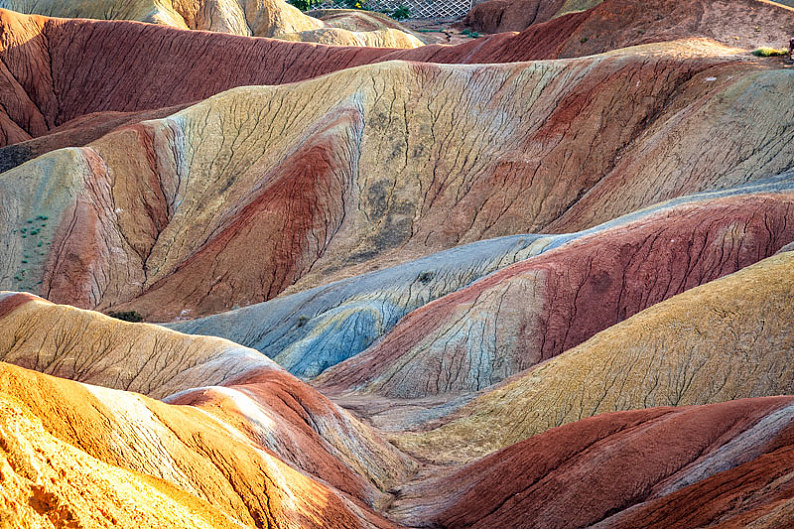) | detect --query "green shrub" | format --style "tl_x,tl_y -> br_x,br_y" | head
753,47 -> 788,57
391,5 -> 411,19
335,0 -> 370,9
107,310 -> 144,323
288,0 -> 323,11
461,28 -> 481,38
